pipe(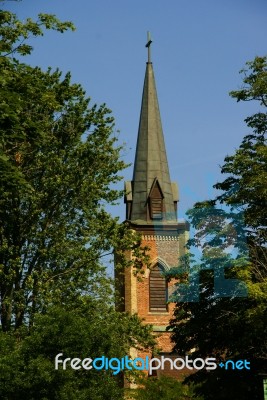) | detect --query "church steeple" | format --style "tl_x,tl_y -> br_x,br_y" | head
118,38 -> 190,374
125,35 -> 178,223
